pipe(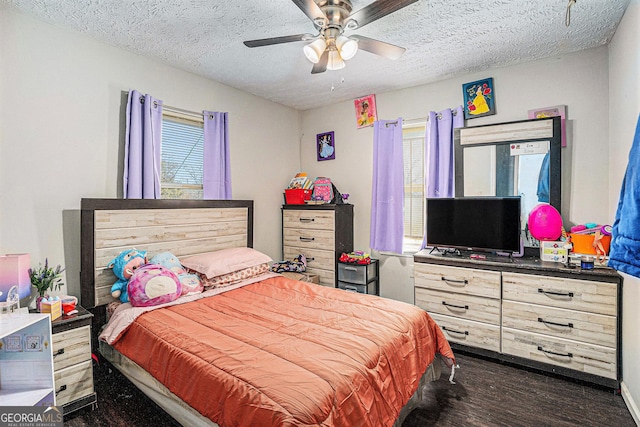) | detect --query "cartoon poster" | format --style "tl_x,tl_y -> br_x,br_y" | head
317,131 -> 335,161
354,95 -> 377,128
462,78 -> 495,119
